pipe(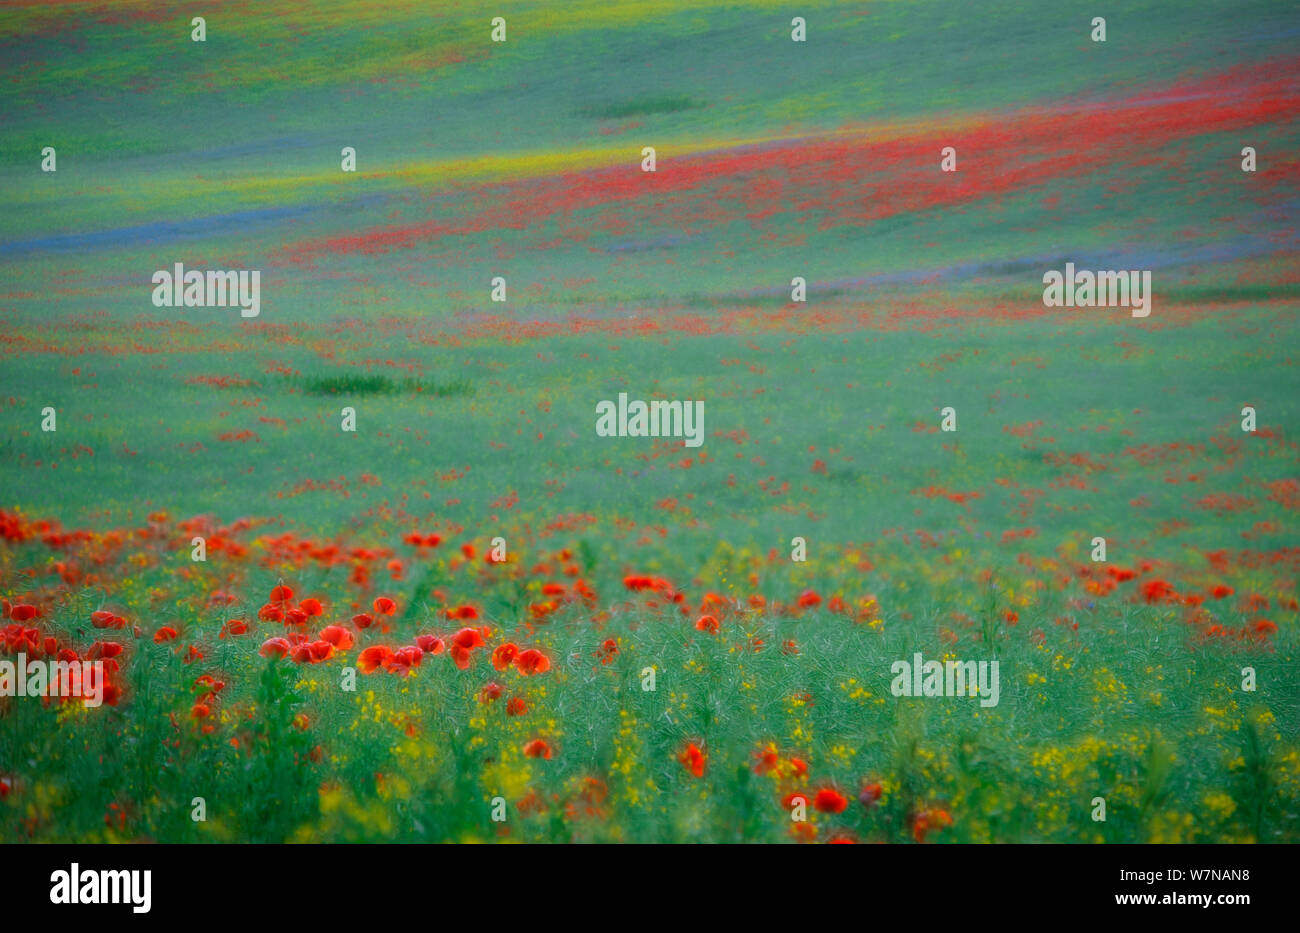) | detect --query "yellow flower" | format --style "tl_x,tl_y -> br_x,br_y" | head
1203,791 -> 1236,819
